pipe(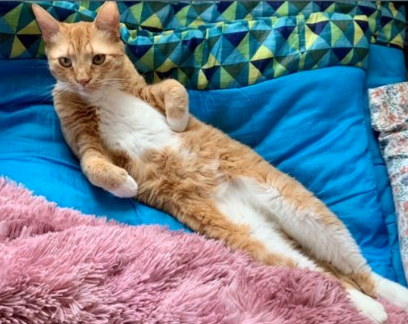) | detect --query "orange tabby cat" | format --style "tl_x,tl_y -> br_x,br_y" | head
33,2 -> 408,322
